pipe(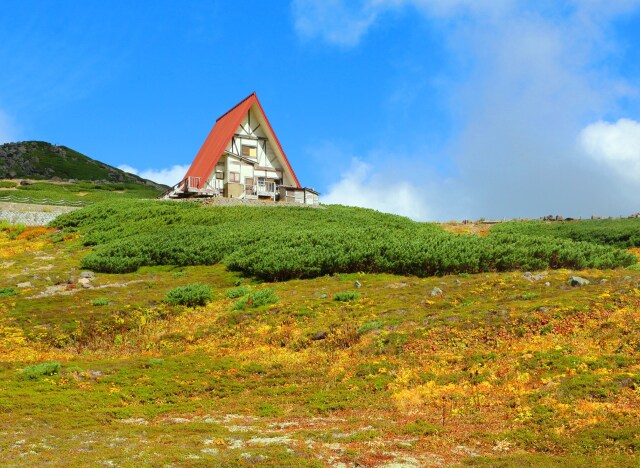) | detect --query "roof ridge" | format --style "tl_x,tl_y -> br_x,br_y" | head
215,92 -> 257,122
